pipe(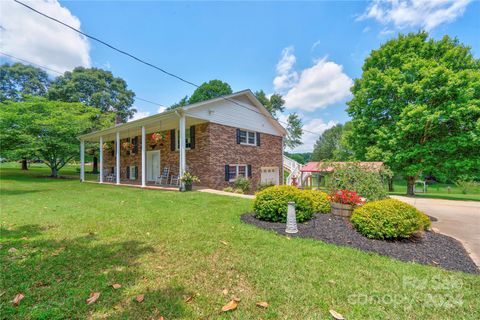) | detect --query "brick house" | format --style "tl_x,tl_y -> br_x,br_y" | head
78,90 -> 287,191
